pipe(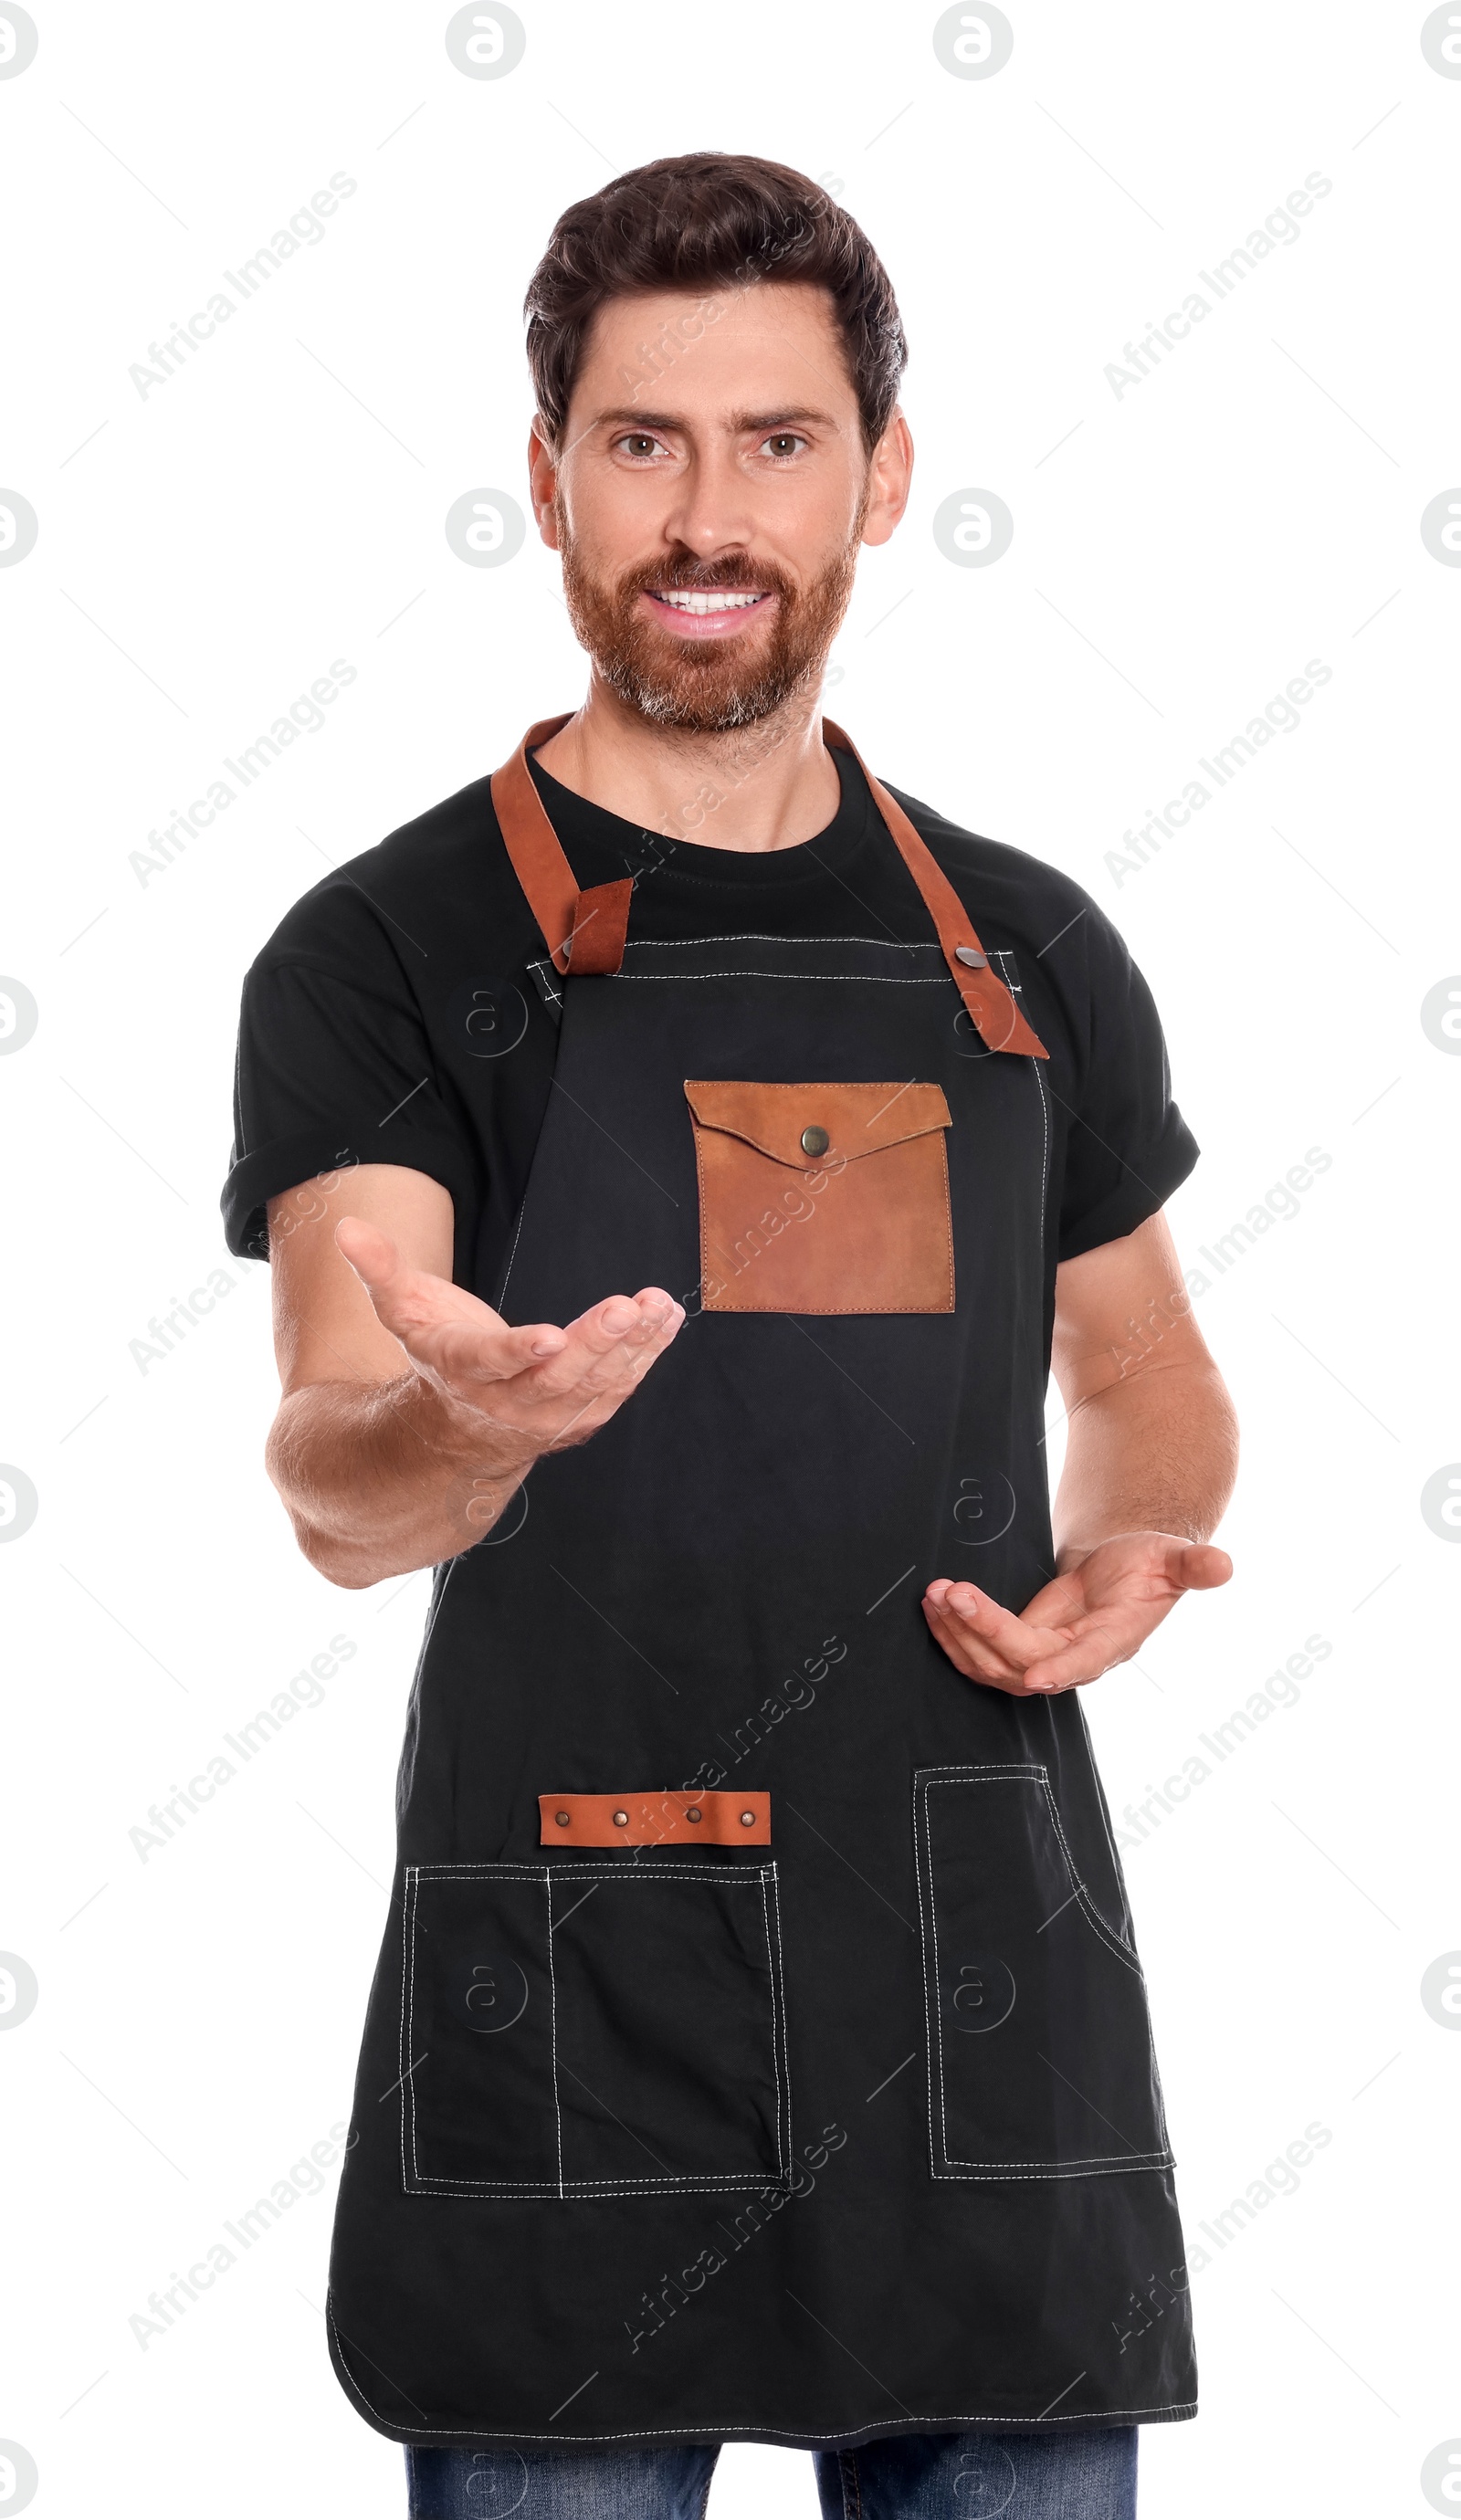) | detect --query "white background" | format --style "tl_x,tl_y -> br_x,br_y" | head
2,2 -> 1458,2515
